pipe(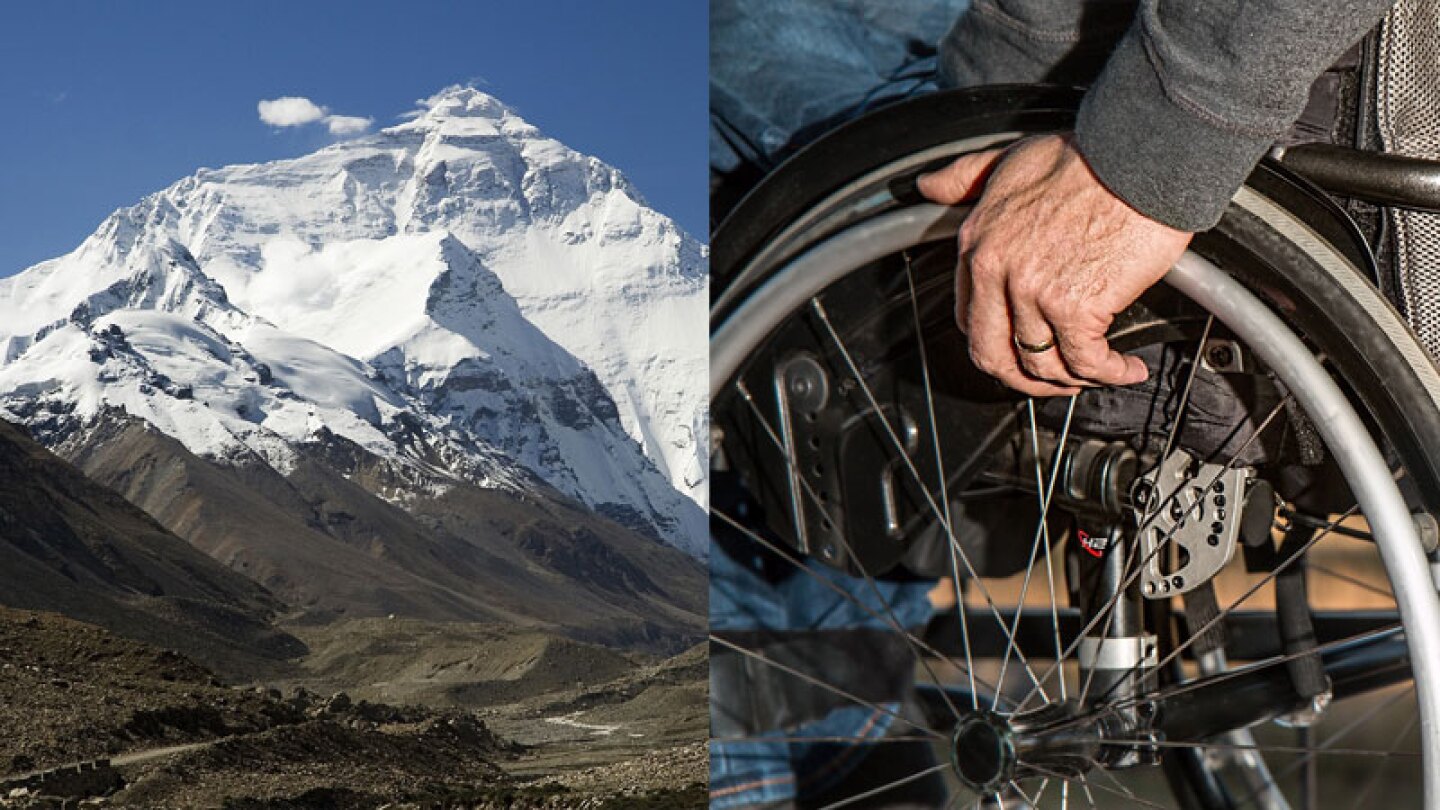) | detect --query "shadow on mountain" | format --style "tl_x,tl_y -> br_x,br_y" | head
0,419 -> 303,677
